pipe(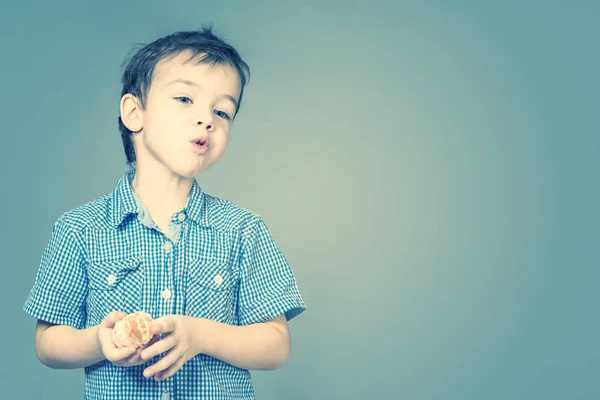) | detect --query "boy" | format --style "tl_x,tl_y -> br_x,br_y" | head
24,27 -> 306,400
